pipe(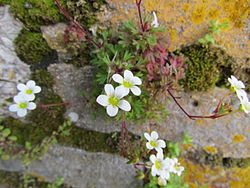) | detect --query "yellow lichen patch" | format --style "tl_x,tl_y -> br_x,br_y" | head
245,129 -> 250,132
218,0 -> 250,28
203,146 -> 218,154
207,7 -> 220,20
190,6 -> 207,24
182,3 -> 191,12
167,28 -> 177,41
181,158 -> 250,187
232,134 -> 246,143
